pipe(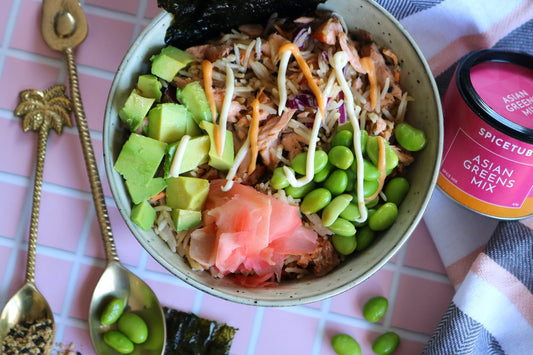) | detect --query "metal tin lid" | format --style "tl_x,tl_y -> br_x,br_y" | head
456,49 -> 533,144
